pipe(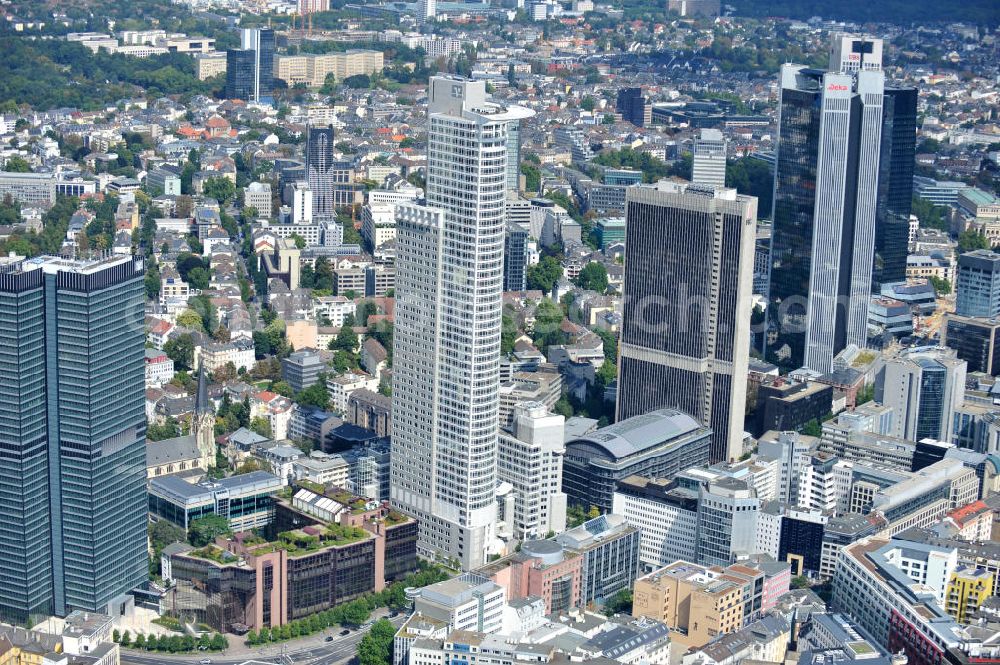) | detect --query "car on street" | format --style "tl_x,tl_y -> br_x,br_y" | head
339,629 -> 350,636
